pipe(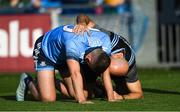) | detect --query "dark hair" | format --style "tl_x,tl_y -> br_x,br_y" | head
85,48 -> 111,74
